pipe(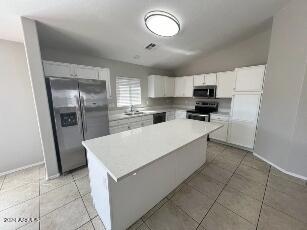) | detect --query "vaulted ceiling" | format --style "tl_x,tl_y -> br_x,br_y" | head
0,0 -> 289,69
